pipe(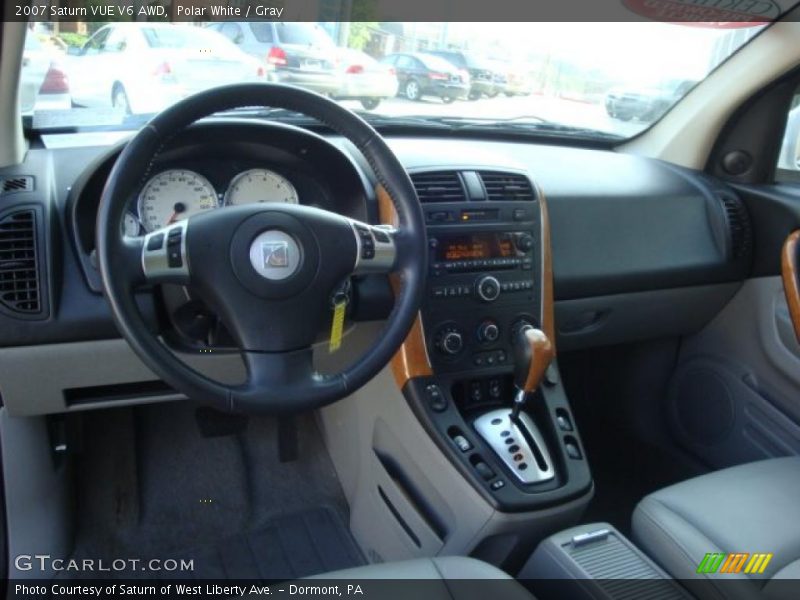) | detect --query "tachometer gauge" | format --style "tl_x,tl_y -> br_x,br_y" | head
137,169 -> 218,233
224,169 -> 299,206
123,212 -> 141,237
